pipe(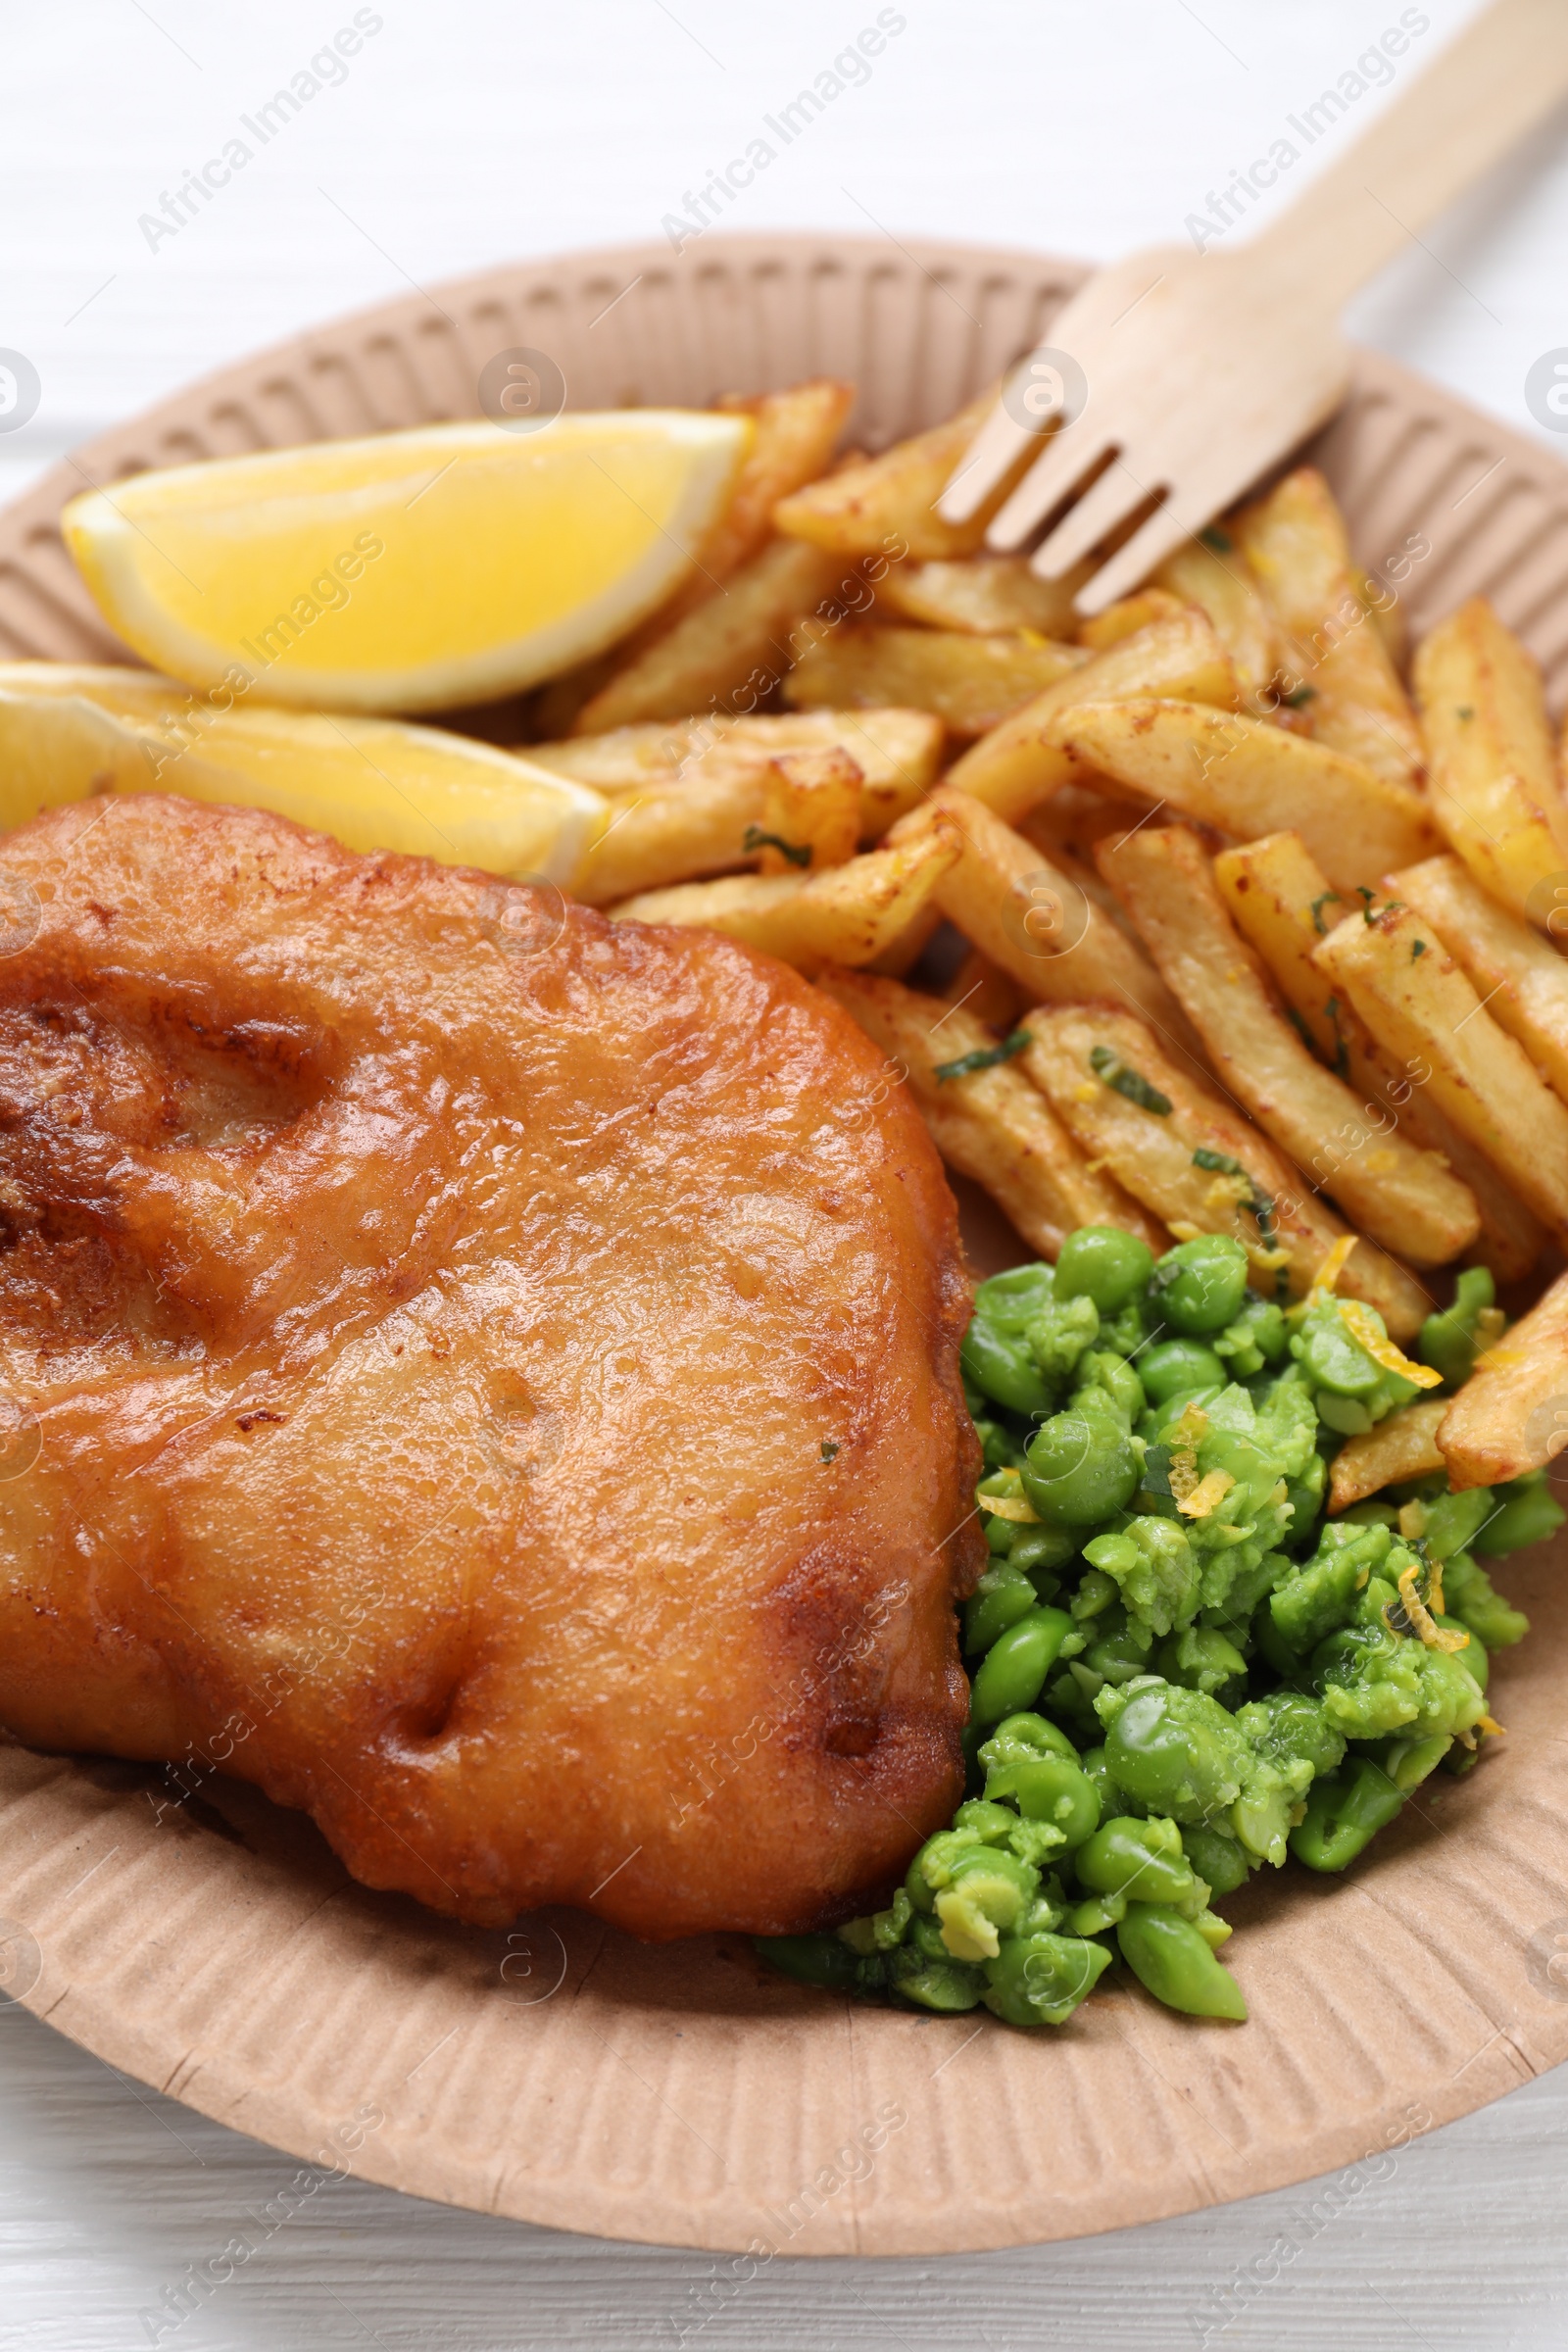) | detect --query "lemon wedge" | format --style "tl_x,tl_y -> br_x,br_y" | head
60,413 -> 752,713
0,664 -> 606,883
